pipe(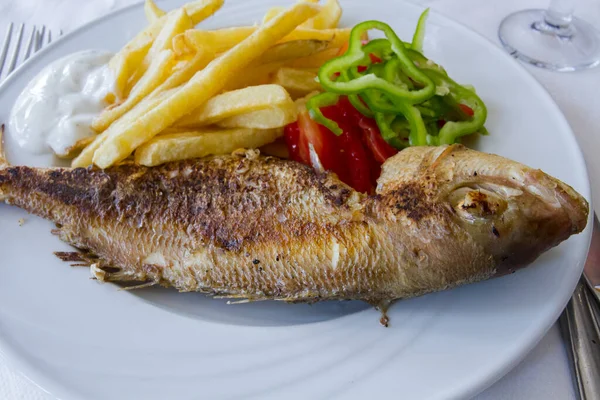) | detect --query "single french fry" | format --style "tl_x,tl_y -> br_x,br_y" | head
284,28 -> 350,48
273,67 -> 321,97
222,62 -> 283,91
185,0 -> 225,24
262,6 -> 286,23
72,89 -> 176,167
179,27 -> 349,56
93,49 -> 175,132
300,0 -> 342,29
109,0 -> 224,99
253,39 -> 329,65
134,128 -> 282,166
144,0 -> 166,22
285,47 -> 340,68
177,84 -> 292,127
57,136 -> 96,159
92,2 -> 320,168
217,104 -> 297,129
173,27 -> 256,56
263,0 -> 319,23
